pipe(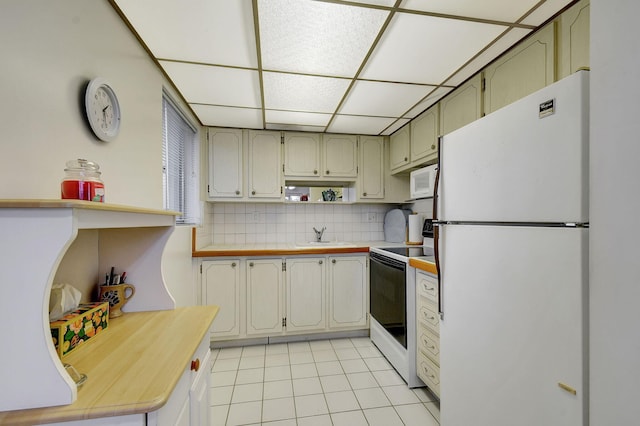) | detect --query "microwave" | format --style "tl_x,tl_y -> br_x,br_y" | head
410,164 -> 437,199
